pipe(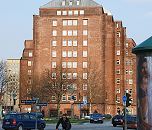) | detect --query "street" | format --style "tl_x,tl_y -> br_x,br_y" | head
0,120 -> 127,130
